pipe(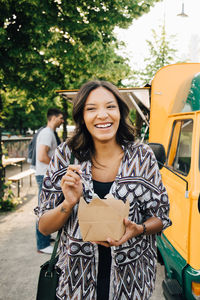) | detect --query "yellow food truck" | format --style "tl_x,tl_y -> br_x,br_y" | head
148,63 -> 200,300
